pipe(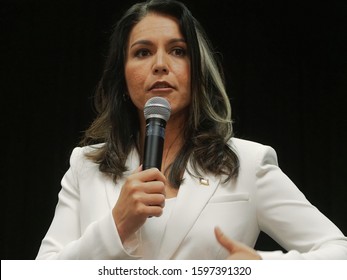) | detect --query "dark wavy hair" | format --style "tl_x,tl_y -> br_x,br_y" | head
81,0 -> 239,188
